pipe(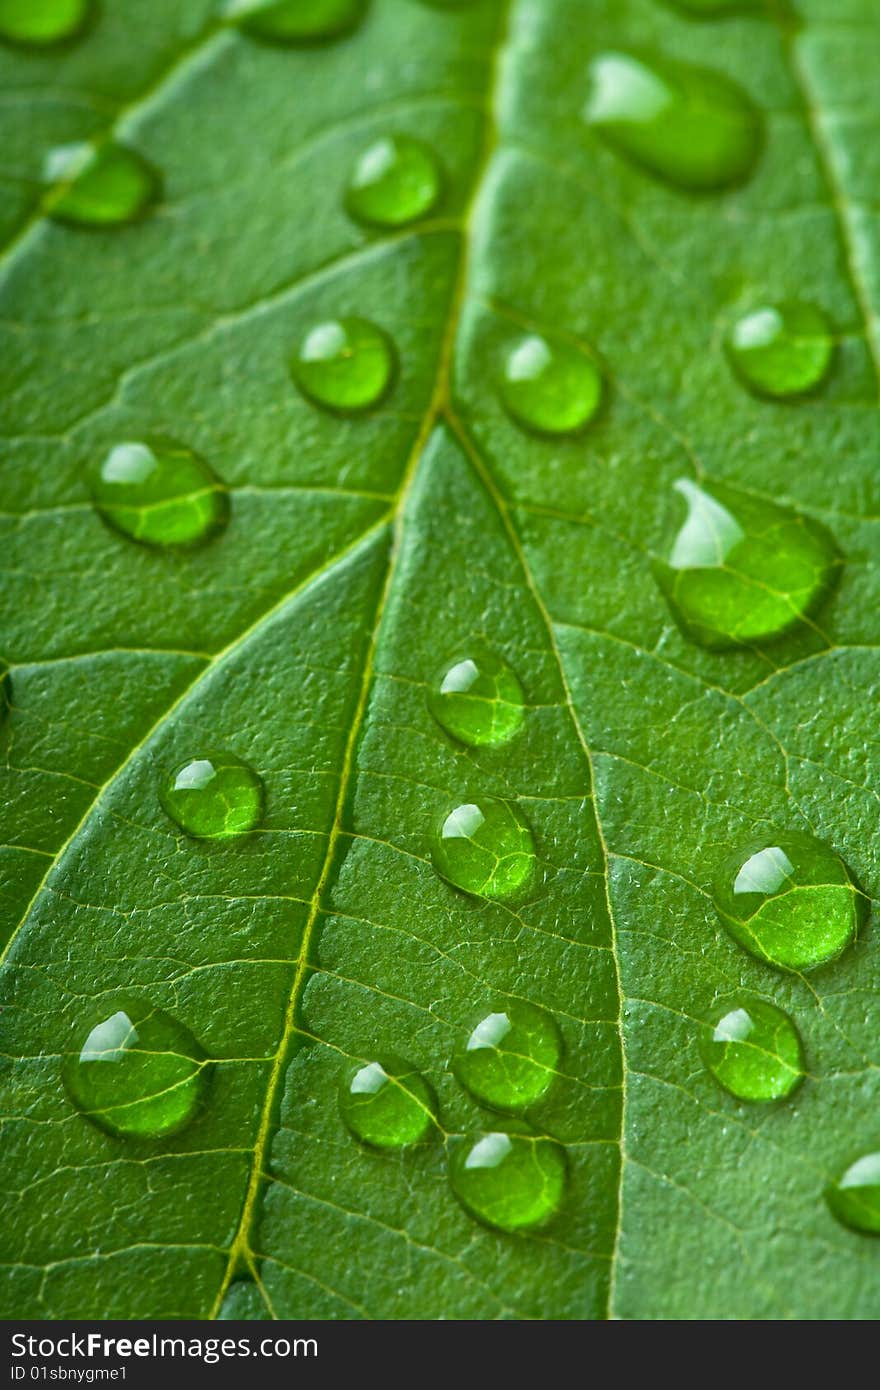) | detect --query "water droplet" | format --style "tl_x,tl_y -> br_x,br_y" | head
714,831 -> 864,972
583,50 -> 763,192
62,999 -> 209,1139
427,648 -> 525,748
160,754 -> 264,841
499,334 -> 603,436
454,1001 -> 562,1113
234,0 -> 365,44
826,1154 -> 880,1236
432,798 -> 537,900
44,141 -> 161,228
339,1056 -> 436,1150
654,477 -> 840,649
449,1132 -> 567,1233
0,0 -> 91,46
290,316 -> 395,413
700,996 -> 804,1101
346,135 -> 442,228
726,302 -> 835,399
87,439 -> 229,549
